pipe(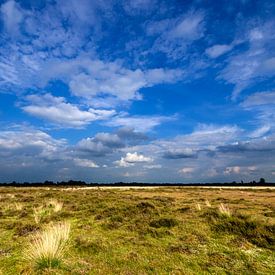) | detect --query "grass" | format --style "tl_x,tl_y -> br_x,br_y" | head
25,221 -> 70,269
0,186 -> 274,274
218,203 -> 231,216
